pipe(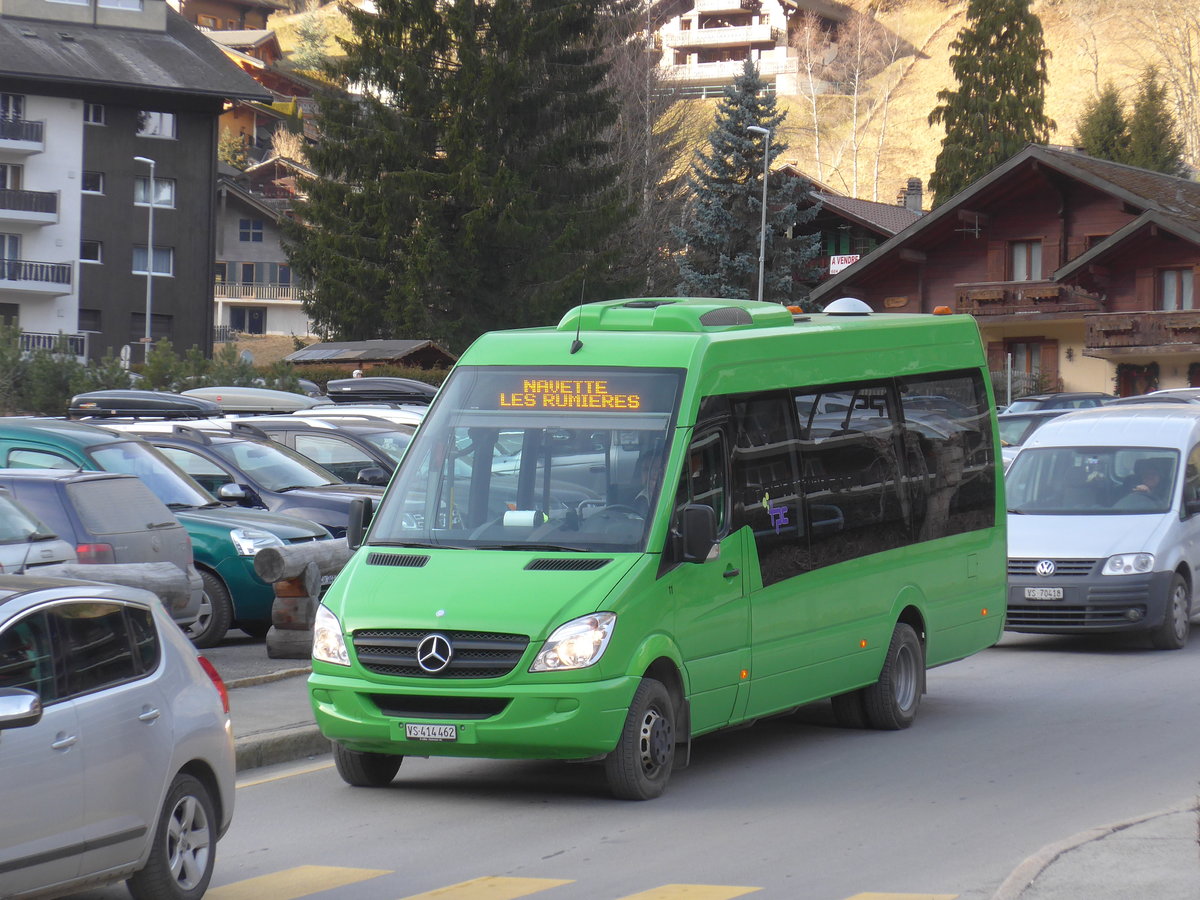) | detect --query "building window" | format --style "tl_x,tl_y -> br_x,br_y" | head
81,171 -> 104,194
132,245 -> 173,276
80,240 -> 103,263
229,306 -> 266,334
137,111 -> 176,139
78,308 -> 102,331
239,219 -> 264,242
0,303 -> 17,326
99,0 -> 142,8
0,164 -> 21,190
214,262 -> 227,283
134,176 -> 175,208
1009,240 -> 1042,281
83,103 -> 105,125
131,312 -> 172,343
1159,269 -> 1195,311
197,14 -> 218,28
0,94 -> 25,120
